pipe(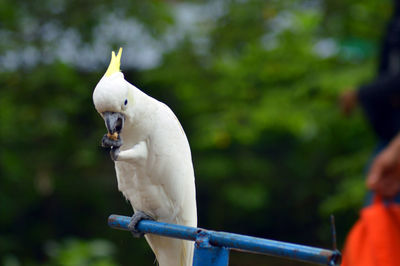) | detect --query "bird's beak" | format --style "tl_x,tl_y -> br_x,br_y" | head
103,111 -> 125,134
